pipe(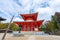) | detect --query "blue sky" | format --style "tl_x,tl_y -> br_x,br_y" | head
0,0 -> 60,23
